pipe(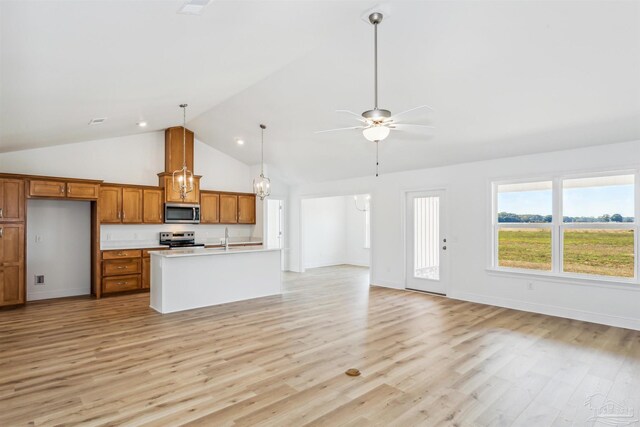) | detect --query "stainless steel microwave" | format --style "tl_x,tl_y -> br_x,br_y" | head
164,203 -> 200,224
